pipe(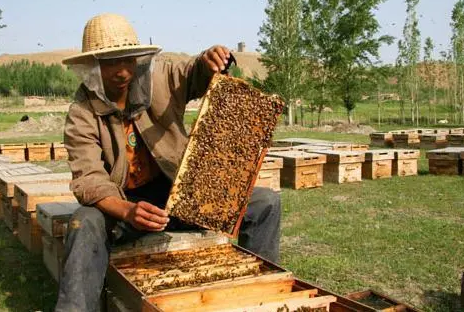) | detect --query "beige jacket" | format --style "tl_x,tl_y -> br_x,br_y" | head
64,55 -> 212,206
